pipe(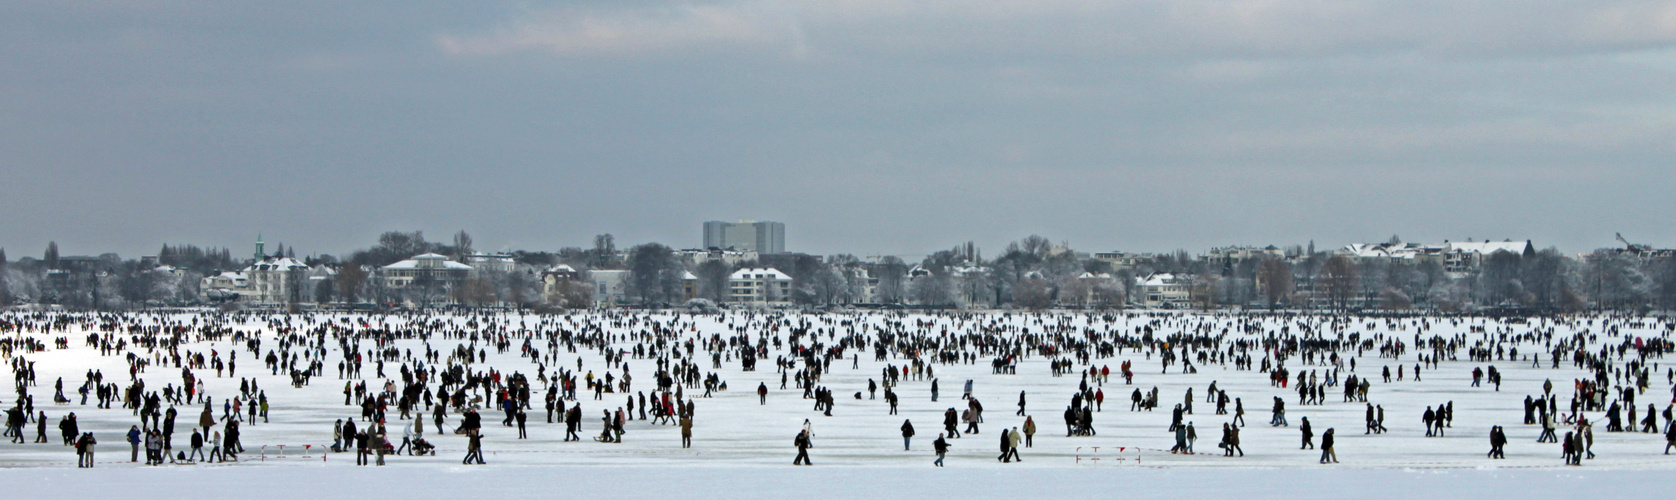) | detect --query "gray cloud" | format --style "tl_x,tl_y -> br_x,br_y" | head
1,1 -> 1673,260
